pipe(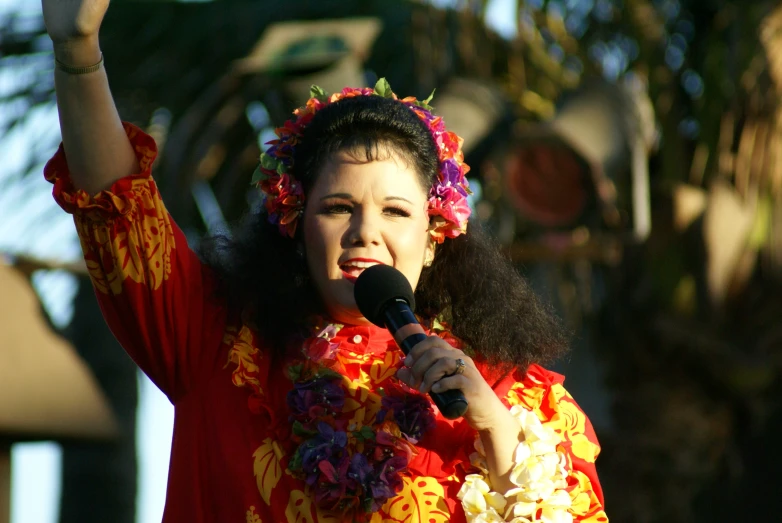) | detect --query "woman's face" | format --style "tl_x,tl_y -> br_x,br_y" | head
303,148 -> 434,325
